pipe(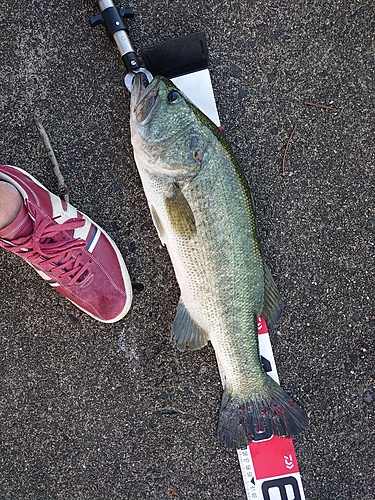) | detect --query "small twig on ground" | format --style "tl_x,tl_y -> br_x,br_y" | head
281,123 -> 297,177
304,101 -> 341,113
168,486 -> 179,498
34,116 -> 69,203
